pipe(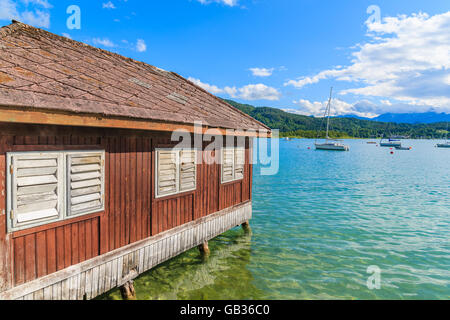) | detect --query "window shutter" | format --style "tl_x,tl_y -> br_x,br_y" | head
10,153 -> 63,229
157,150 -> 178,197
179,150 -> 196,192
234,148 -> 245,180
222,148 -> 234,183
67,152 -> 105,216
